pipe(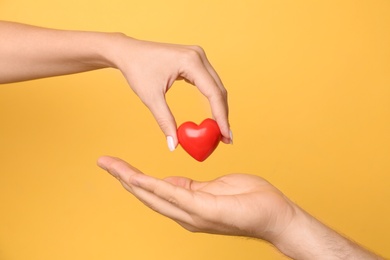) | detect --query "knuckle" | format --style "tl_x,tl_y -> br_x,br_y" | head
219,87 -> 228,99
155,116 -> 172,133
167,196 -> 179,206
143,201 -> 160,214
190,45 -> 205,56
106,161 -> 122,176
185,226 -> 199,233
211,89 -> 227,105
180,48 -> 202,66
191,216 -> 215,233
